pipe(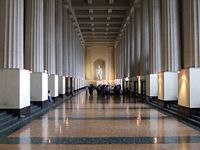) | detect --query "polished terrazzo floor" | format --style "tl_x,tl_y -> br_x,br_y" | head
1,91 -> 200,149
